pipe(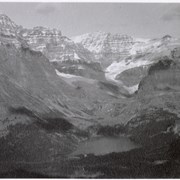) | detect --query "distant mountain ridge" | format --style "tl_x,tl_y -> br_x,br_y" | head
1,13 -> 180,96
1,13 -> 180,84
0,14 -> 107,81
72,31 -> 179,64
